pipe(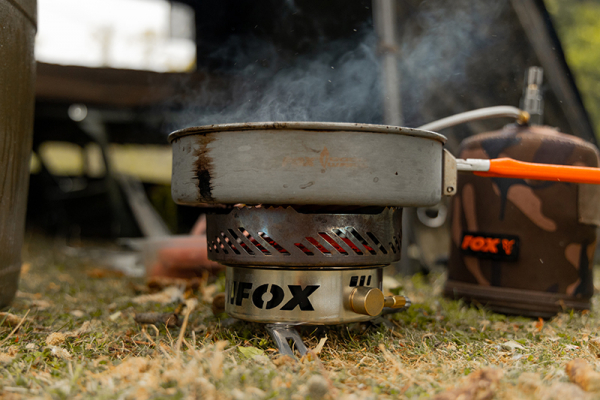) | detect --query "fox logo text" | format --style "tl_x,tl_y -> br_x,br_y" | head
460,232 -> 519,262
228,281 -> 320,311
